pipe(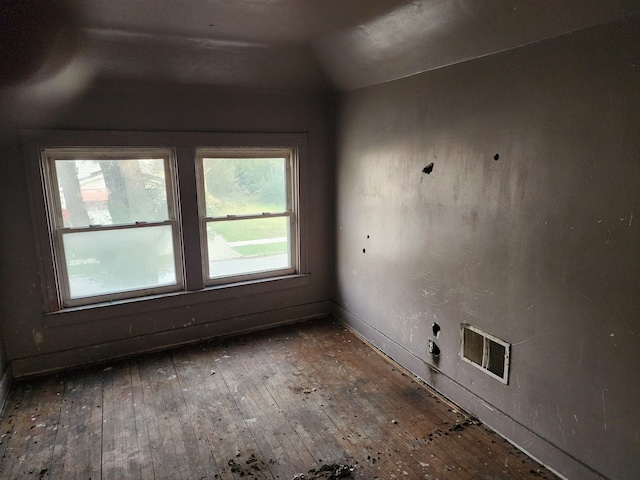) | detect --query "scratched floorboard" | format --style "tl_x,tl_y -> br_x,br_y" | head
0,317 -> 559,480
